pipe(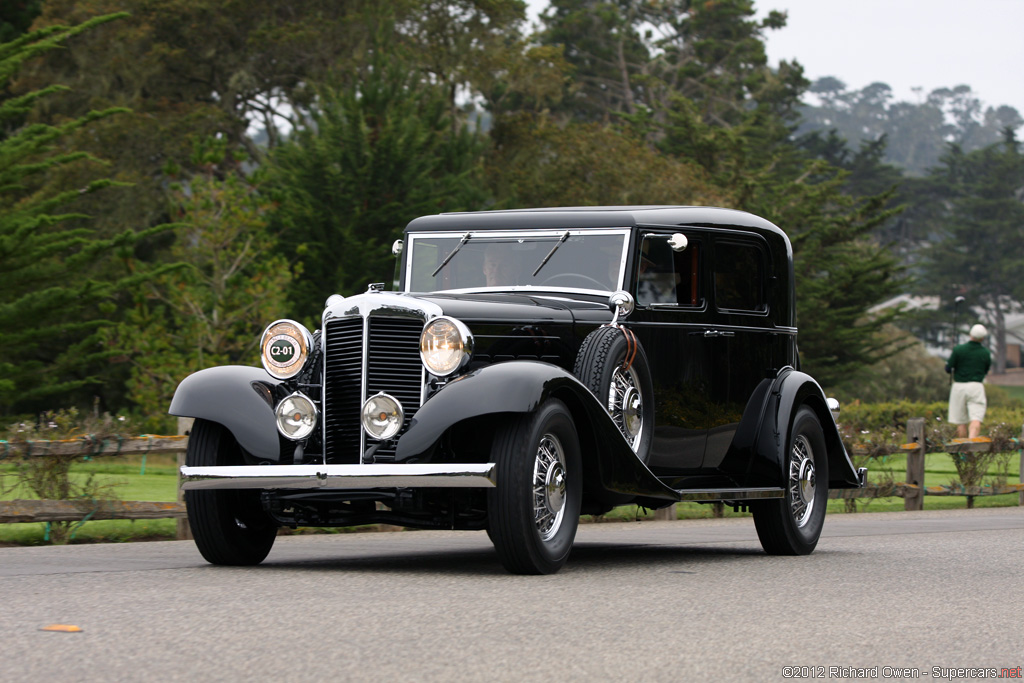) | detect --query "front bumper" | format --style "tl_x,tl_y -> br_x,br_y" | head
180,463 -> 497,491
